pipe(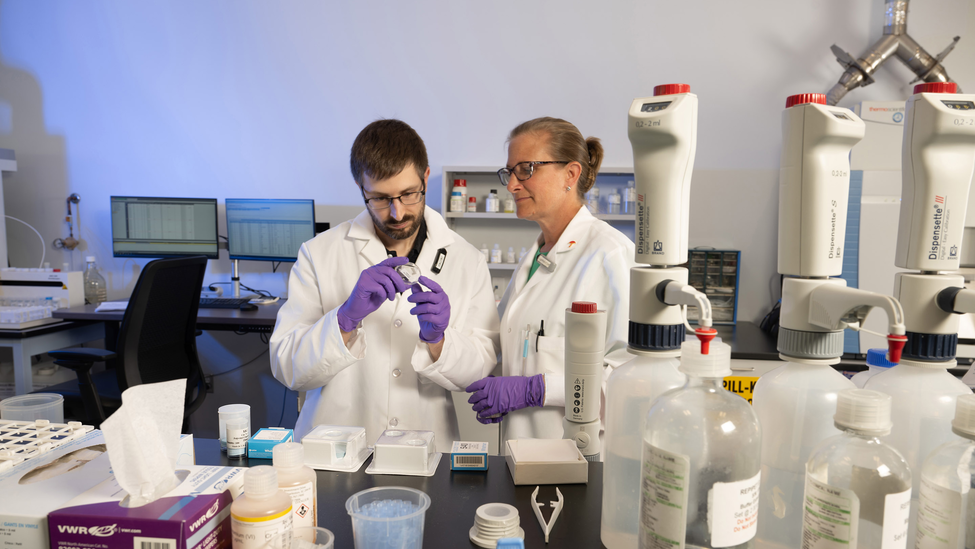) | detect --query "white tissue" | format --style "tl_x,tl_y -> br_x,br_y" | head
100,378 -> 186,507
